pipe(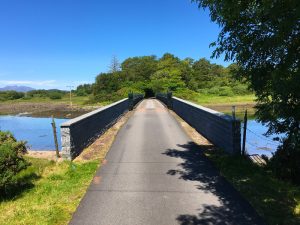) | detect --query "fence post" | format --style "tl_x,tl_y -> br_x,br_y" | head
232,105 -> 236,120
128,92 -> 133,110
167,92 -> 173,109
242,109 -> 248,156
51,116 -> 60,158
